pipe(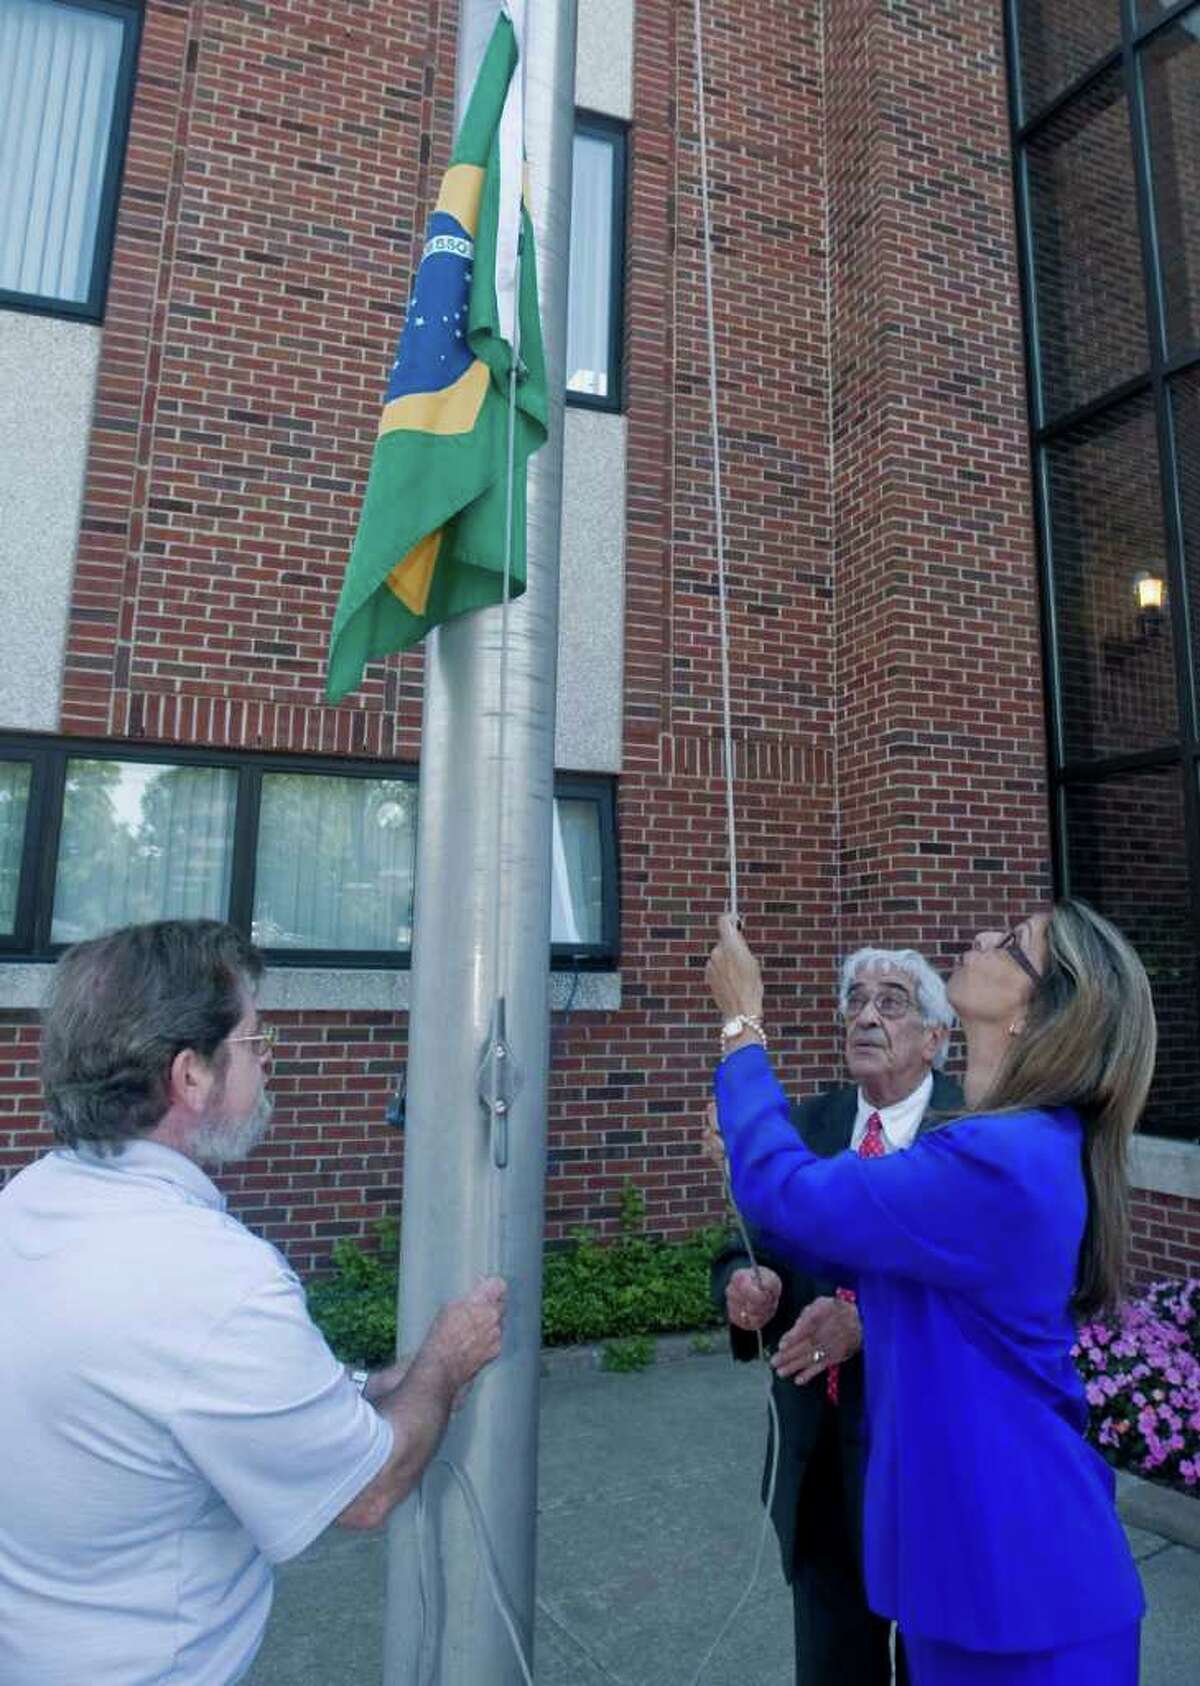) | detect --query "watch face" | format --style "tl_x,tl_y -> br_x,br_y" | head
722,1017 -> 743,1038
